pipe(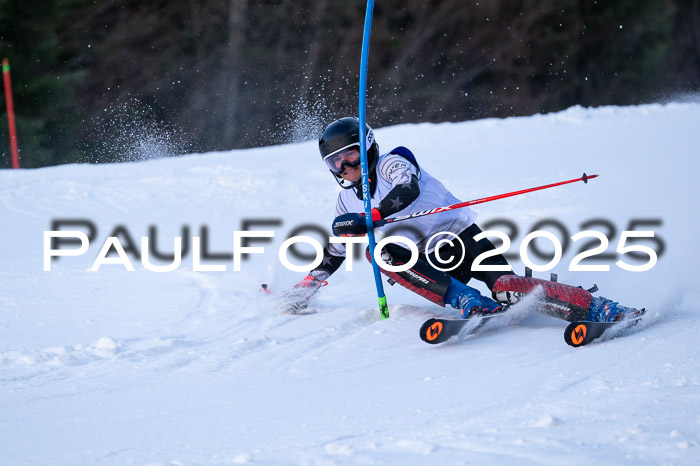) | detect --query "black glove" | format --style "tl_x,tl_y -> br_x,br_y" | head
332,209 -> 381,237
